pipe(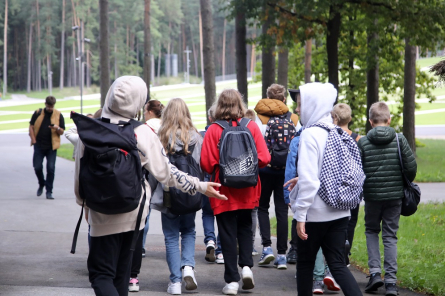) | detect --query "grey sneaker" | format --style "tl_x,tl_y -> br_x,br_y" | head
312,280 -> 324,294
365,272 -> 384,292
385,283 -> 399,296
